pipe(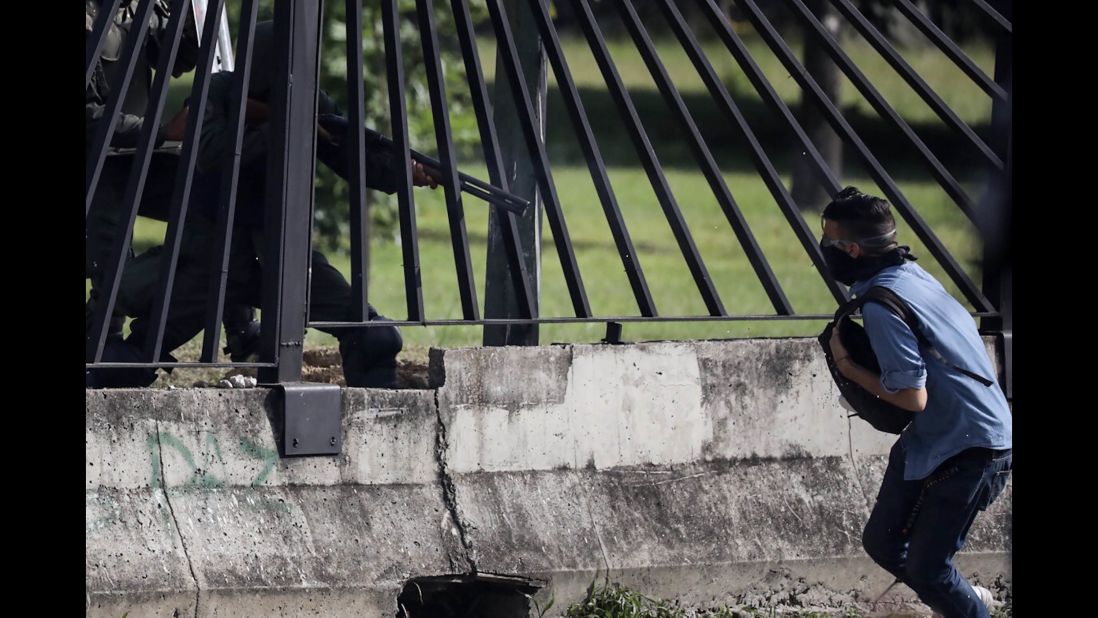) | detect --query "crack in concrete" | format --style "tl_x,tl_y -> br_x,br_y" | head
432,388 -> 477,574
845,416 -> 873,511
155,421 -> 202,618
